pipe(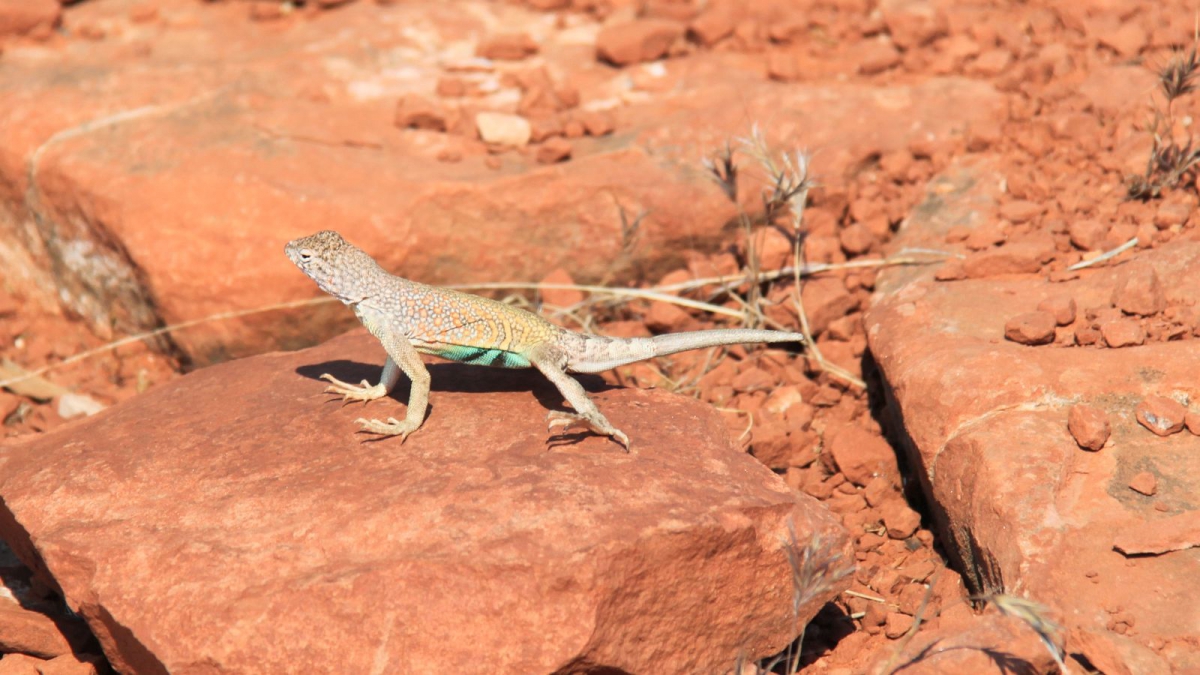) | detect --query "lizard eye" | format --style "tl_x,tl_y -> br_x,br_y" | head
299,249 -> 313,263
